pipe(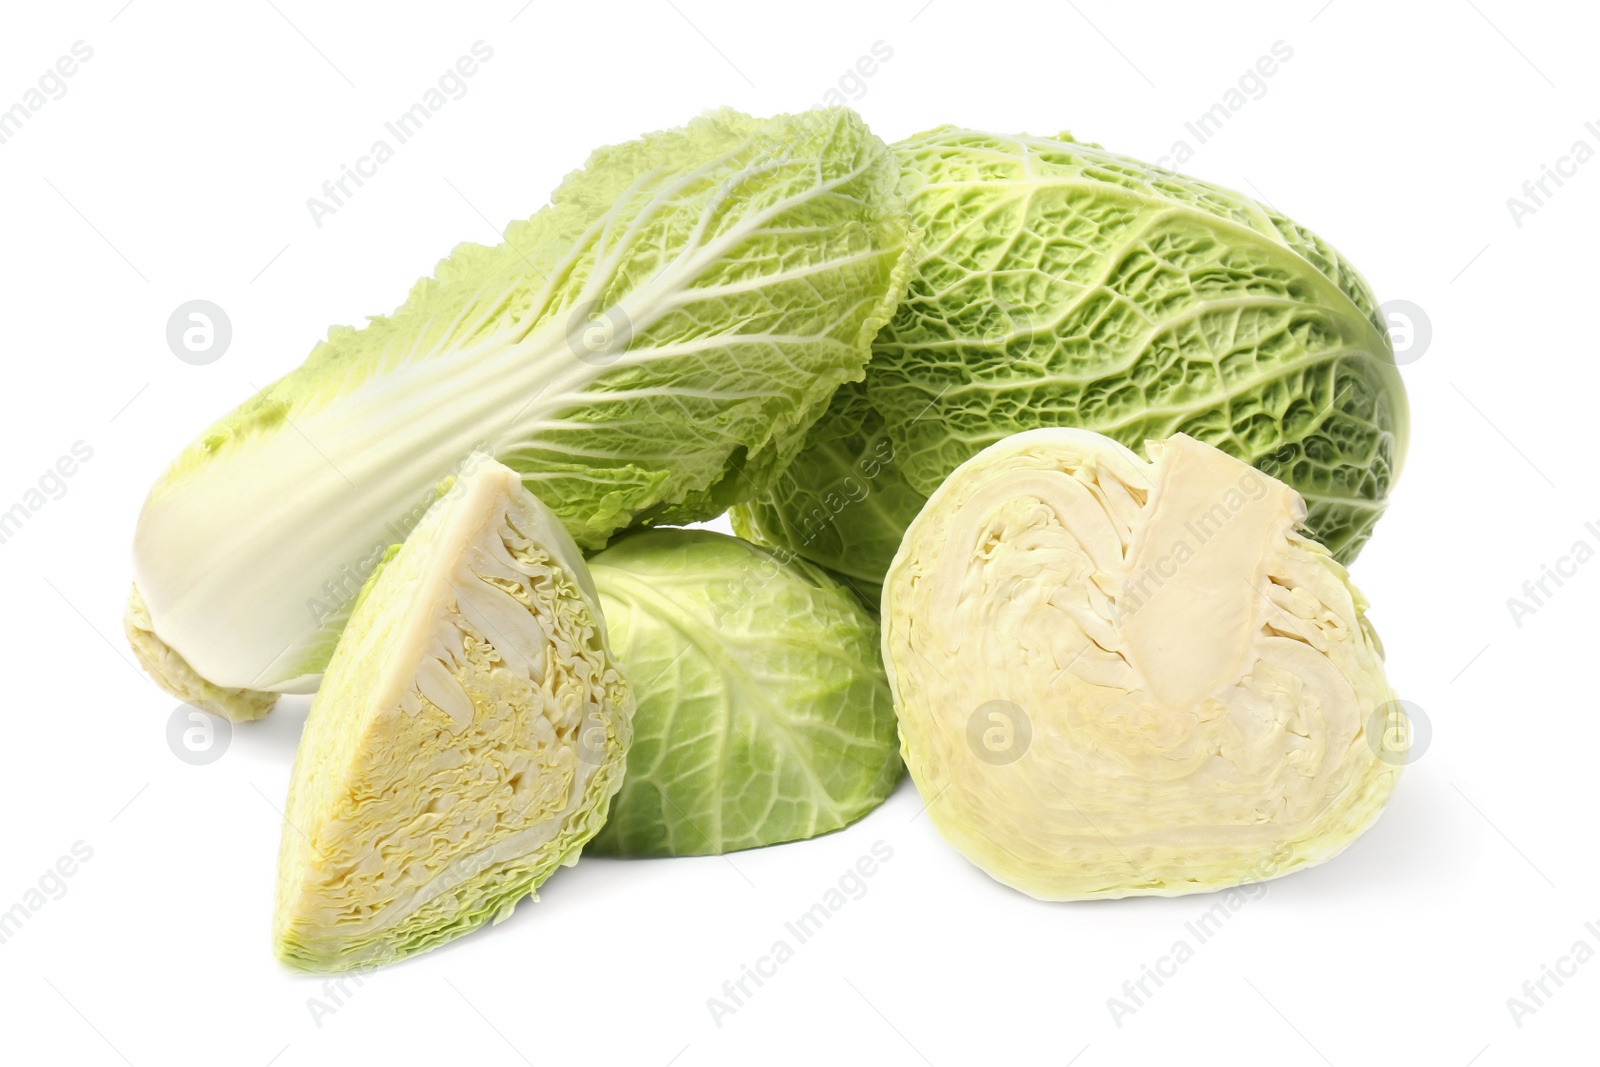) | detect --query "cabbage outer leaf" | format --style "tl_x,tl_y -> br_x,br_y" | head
587,530 -> 900,856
